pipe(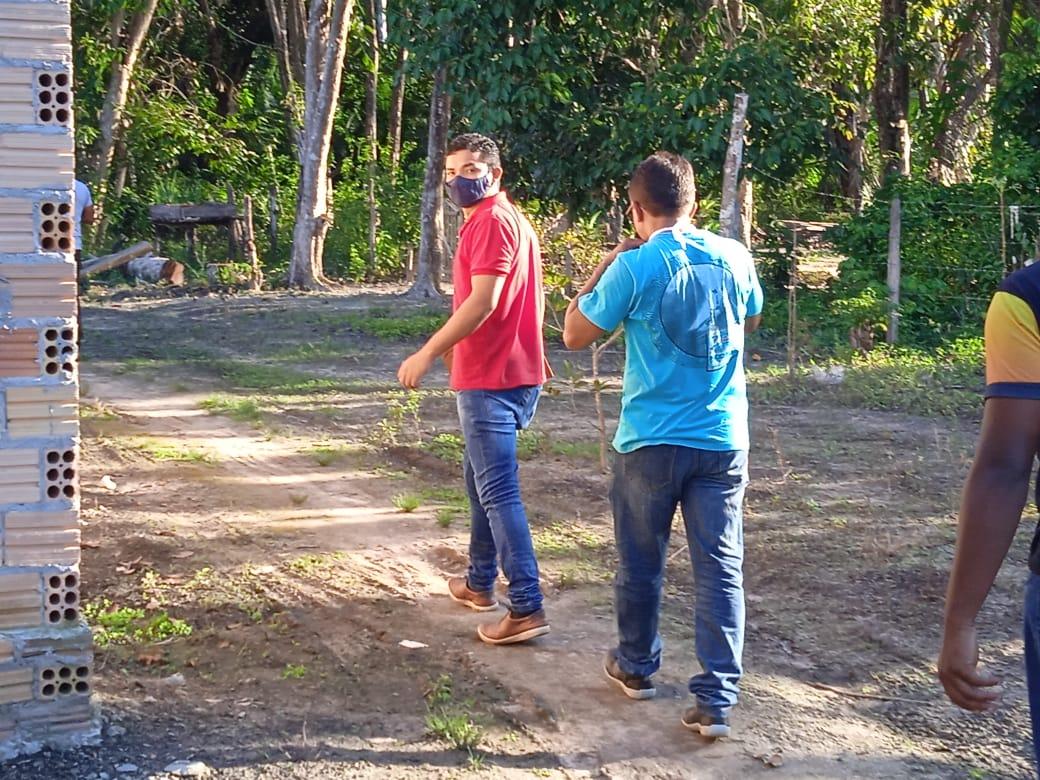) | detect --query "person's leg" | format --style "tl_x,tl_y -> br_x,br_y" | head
680,449 -> 748,720
461,439 -> 497,594
611,445 -> 680,678
1023,572 -> 1040,774
458,387 -> 543,615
